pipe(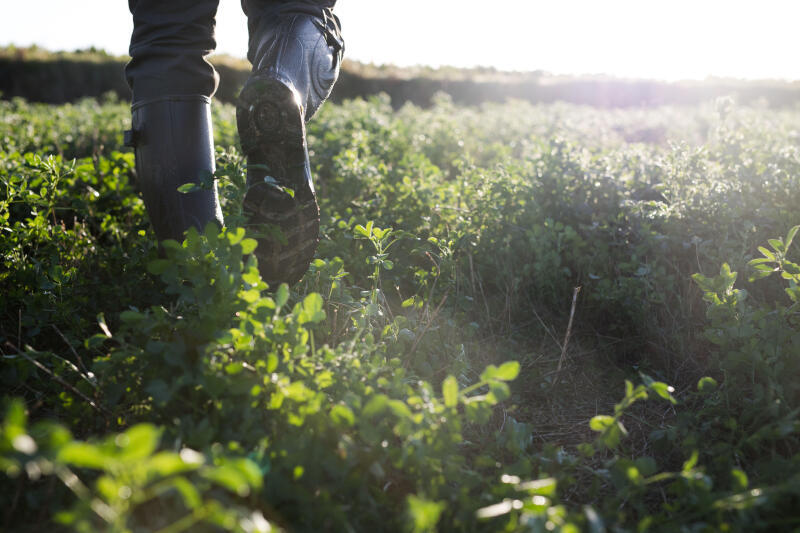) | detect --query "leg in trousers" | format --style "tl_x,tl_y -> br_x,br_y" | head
124,0 -> 224,243
238,0 -> 343,286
